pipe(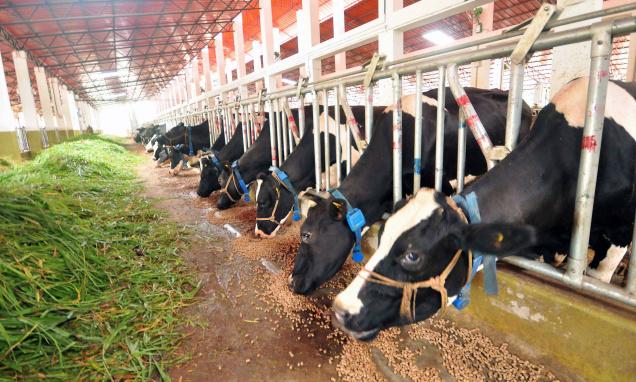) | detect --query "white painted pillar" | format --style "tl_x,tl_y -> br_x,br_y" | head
550,0 -> 603,95
202,46 -> 212,91
34,67 -> 57,131
377,1 -> 403,105
627,33 -> 636,82
215,34 -> 227,86
300,0 -> 321,82
0,52 -> 15,132
234,14 -> 247,79
333,0 -> 346,71
260,0 -> 275,90
50,77 -> 67,131
65,88 -> 81,132
12,51 -> 39,131
470,2 -> 494,88
192,57 -> 201,97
